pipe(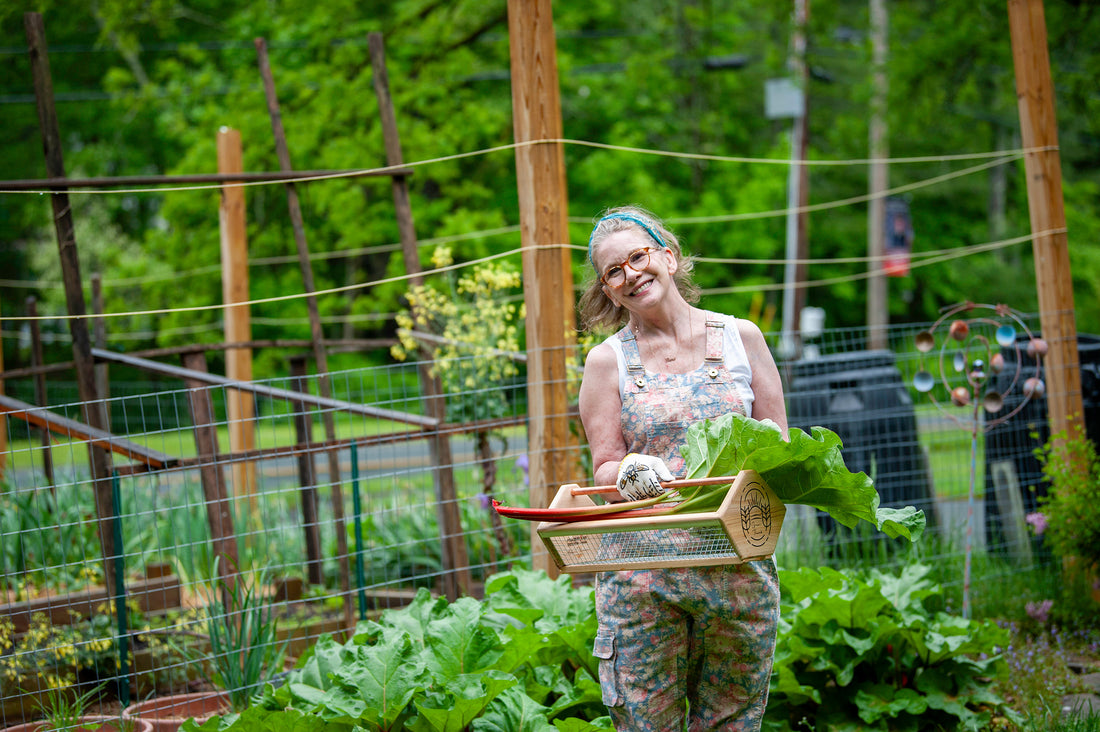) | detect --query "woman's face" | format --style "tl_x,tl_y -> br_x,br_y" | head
595,229 -> 677,311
